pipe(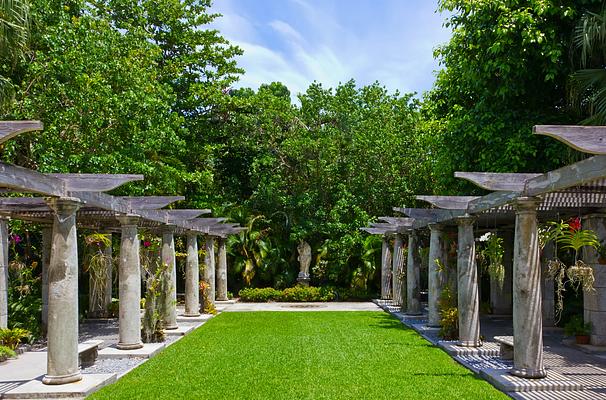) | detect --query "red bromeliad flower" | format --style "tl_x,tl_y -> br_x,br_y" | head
143,241 -> 151,248
569,217 -> 581,232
